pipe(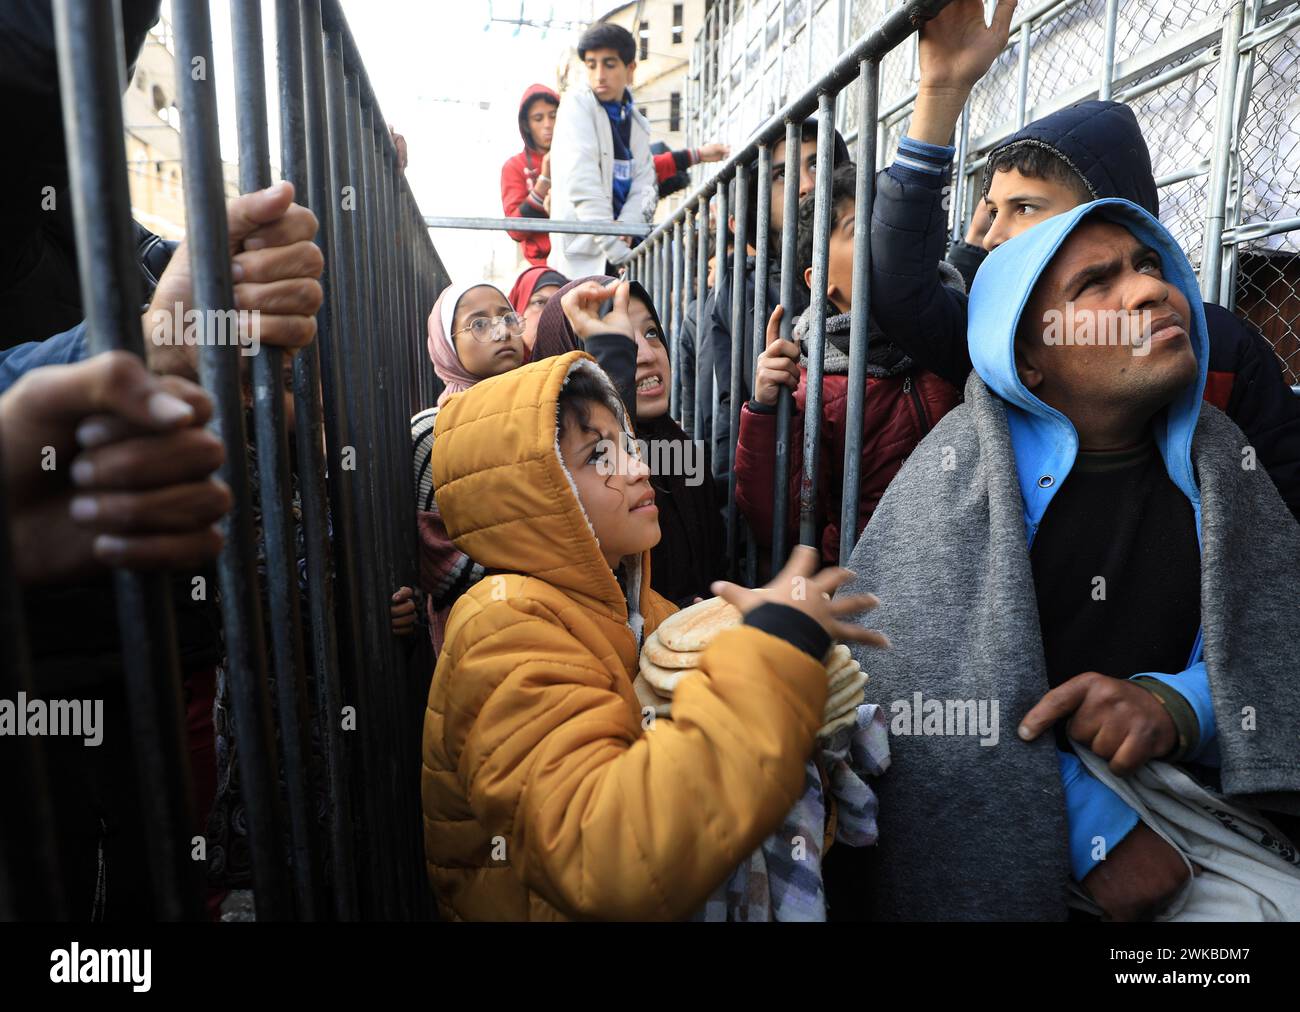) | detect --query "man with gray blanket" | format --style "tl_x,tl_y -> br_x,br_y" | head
843,196 -> 1300,921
